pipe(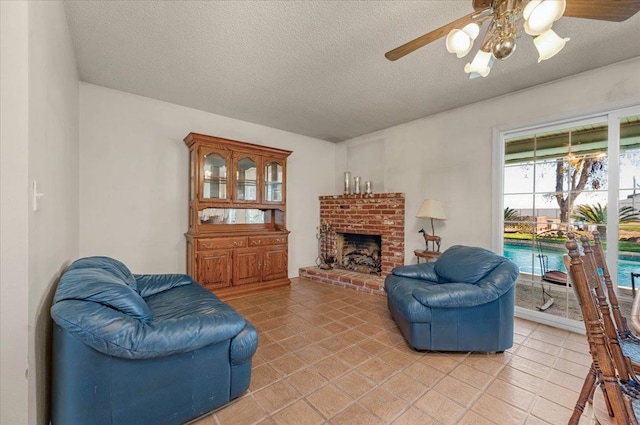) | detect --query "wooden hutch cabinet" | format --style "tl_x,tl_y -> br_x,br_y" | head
184,132 -> 292,299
